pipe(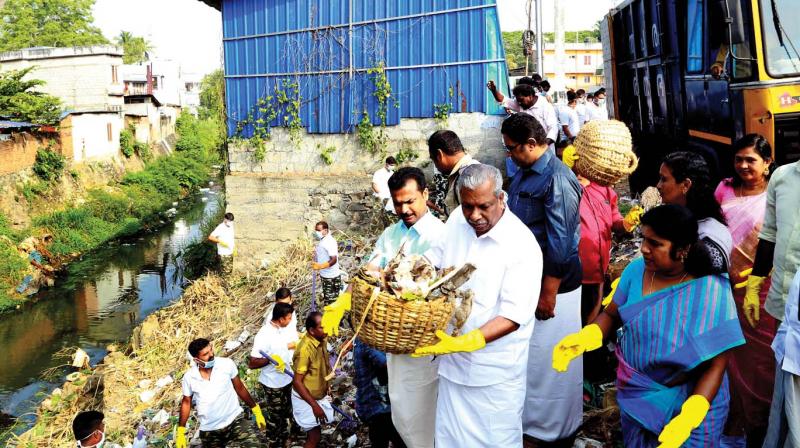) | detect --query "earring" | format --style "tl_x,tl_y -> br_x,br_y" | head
765,166 -> 770,176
